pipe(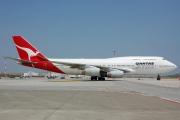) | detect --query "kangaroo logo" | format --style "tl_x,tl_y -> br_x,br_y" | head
15,44 -> 40,61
